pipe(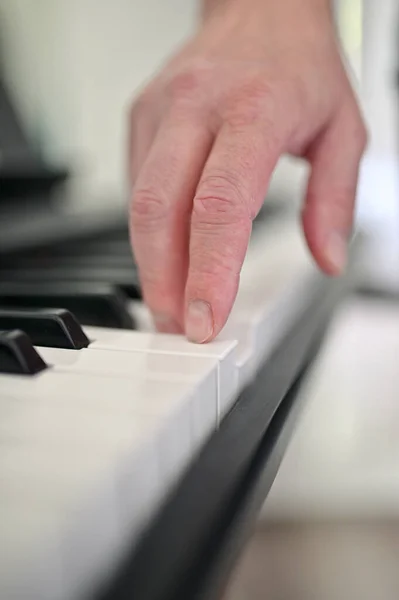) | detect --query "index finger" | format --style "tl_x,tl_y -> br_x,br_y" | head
130,116 -> 212,332
185,118 -> 286,343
